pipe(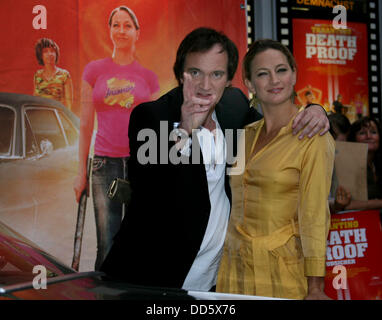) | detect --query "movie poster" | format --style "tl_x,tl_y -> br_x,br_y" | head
0,0 -> 248,271
325,210 -> 382,300
292,18 -> 369,123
